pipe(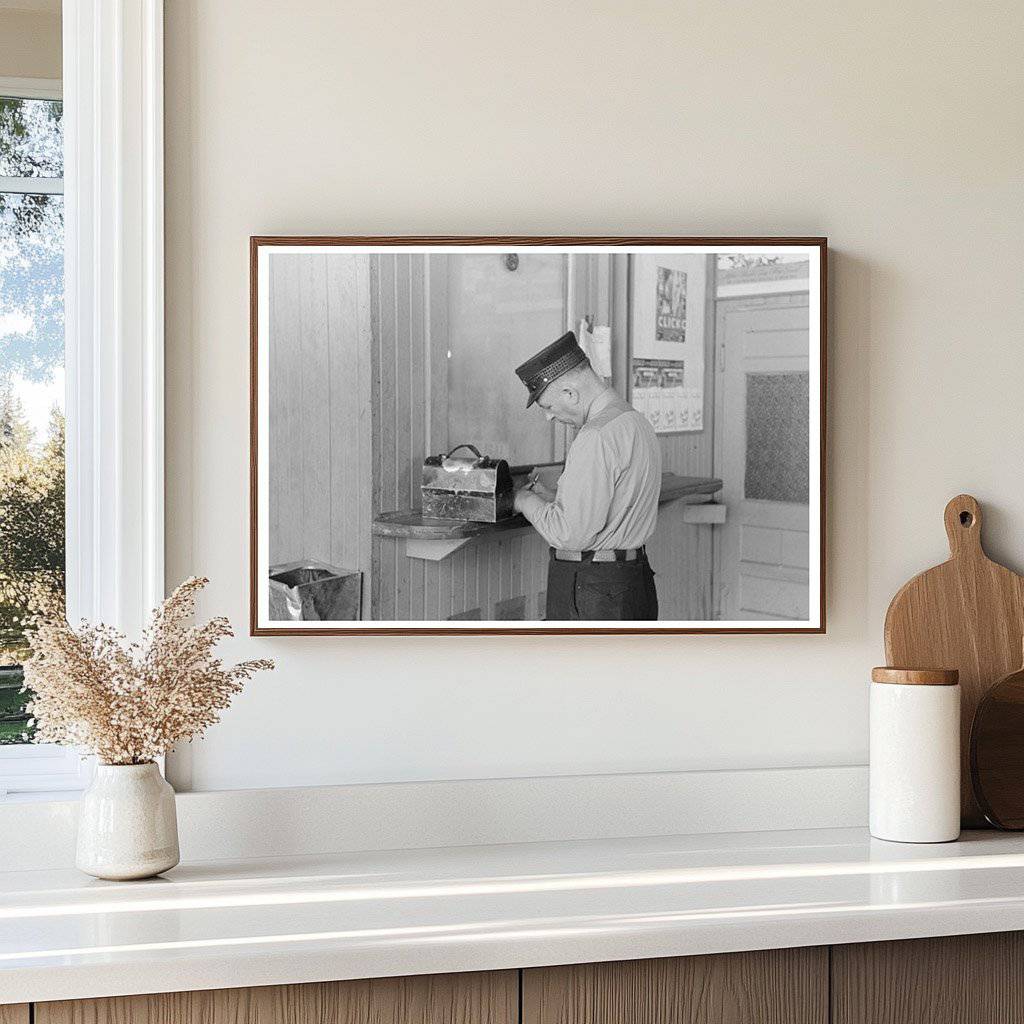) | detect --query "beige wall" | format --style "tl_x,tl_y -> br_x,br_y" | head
0,6 -> 60,80
164,1 -> 1024,790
